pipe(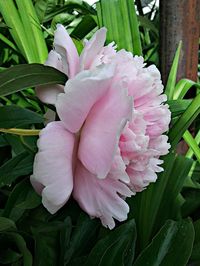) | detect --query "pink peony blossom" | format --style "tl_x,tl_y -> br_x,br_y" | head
31,25 -> 171,229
